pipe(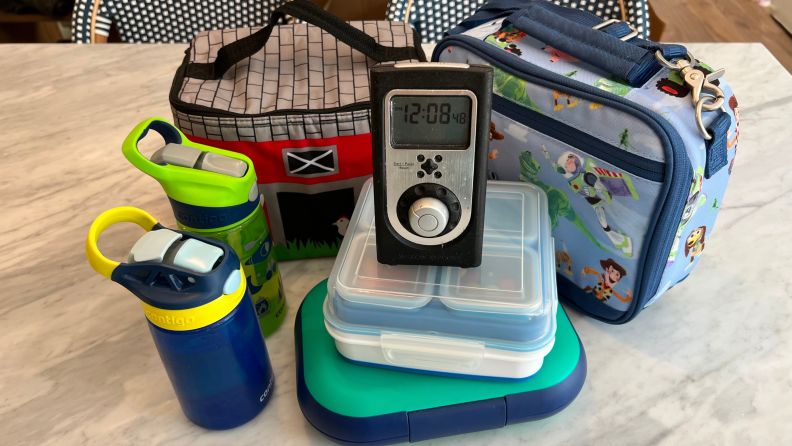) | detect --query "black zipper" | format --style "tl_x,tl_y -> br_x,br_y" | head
492,94 -> 665,182
171,98 -> 371,120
